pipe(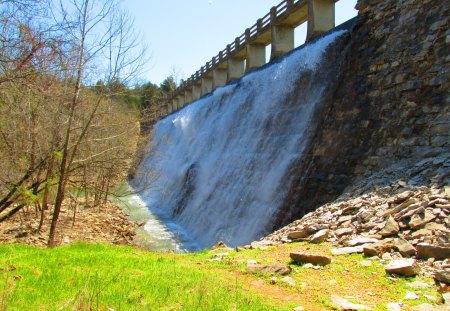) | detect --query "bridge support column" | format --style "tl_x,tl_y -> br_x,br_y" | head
271,24 -> 294,60
172,98 -> 178,111
167,102 -> 173,114
177,95 -> 185,109
246,44 -> 266,73
184,90 -> 193,106
227,58 -> 245,82
192,84 -> 201,101
307,0 -> 335,41
213,68 -> 227,88
201,77 -> 213,96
